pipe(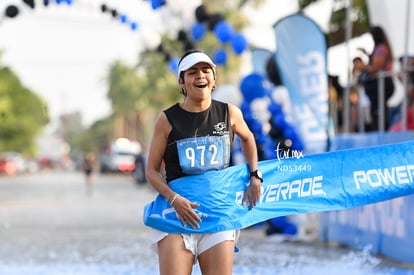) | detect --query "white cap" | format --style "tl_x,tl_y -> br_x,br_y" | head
177,52 -> 216,80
